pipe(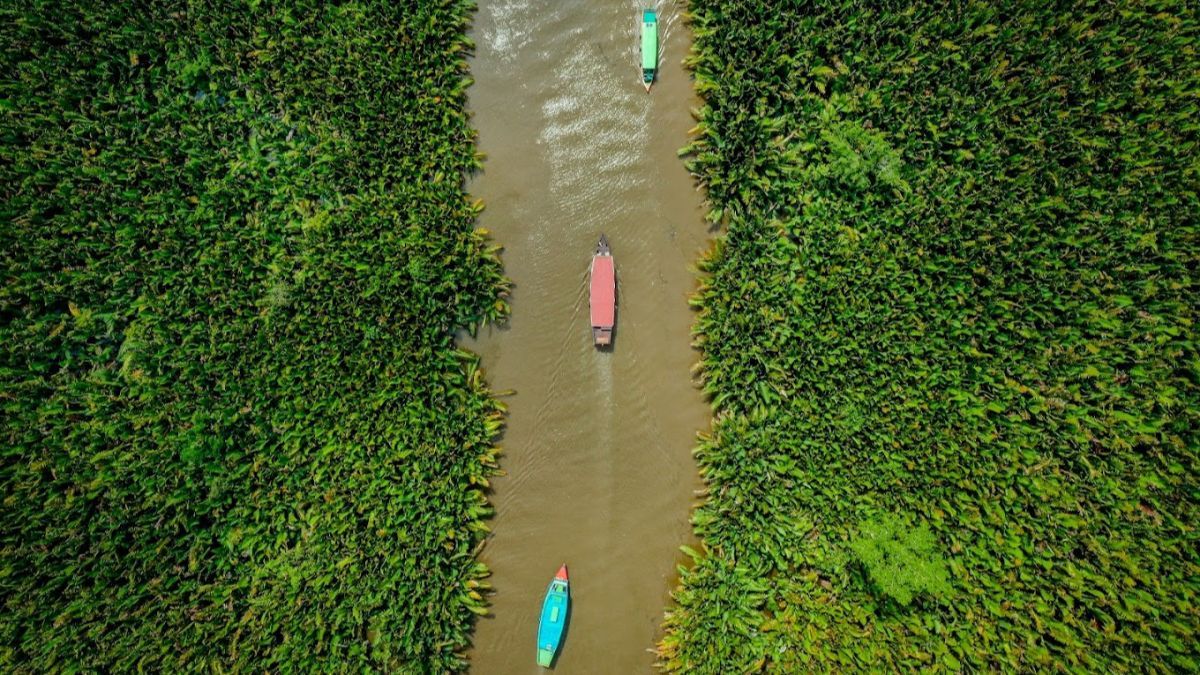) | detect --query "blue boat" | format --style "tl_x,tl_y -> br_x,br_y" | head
536,565 -> 570,667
